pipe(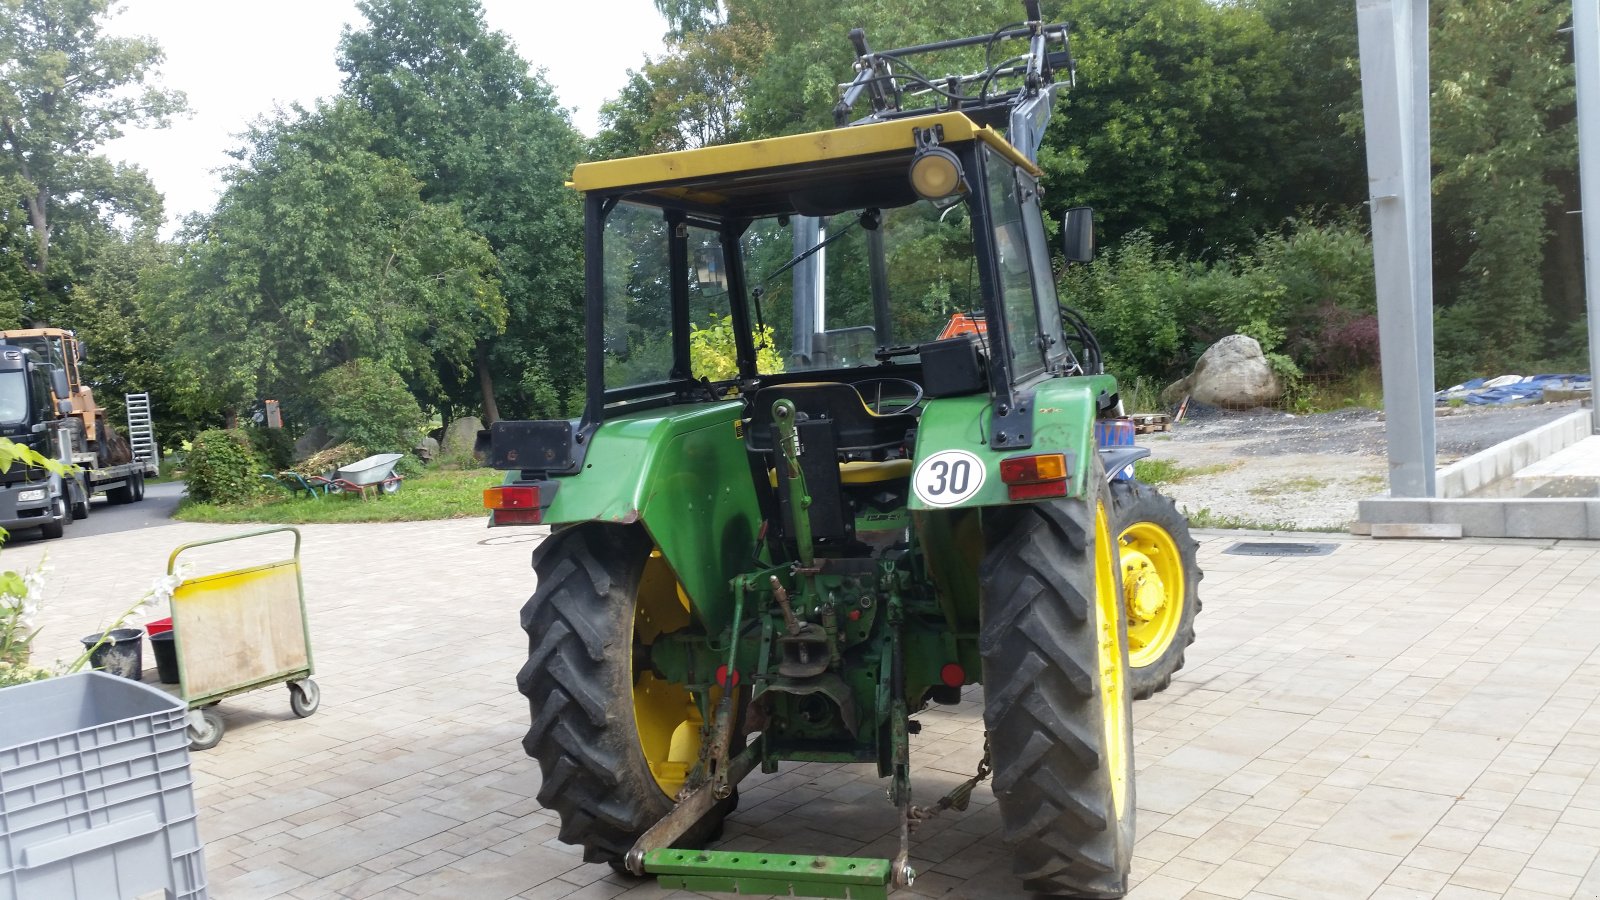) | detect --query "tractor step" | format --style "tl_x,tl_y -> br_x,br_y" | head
644,848 -> 891,899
